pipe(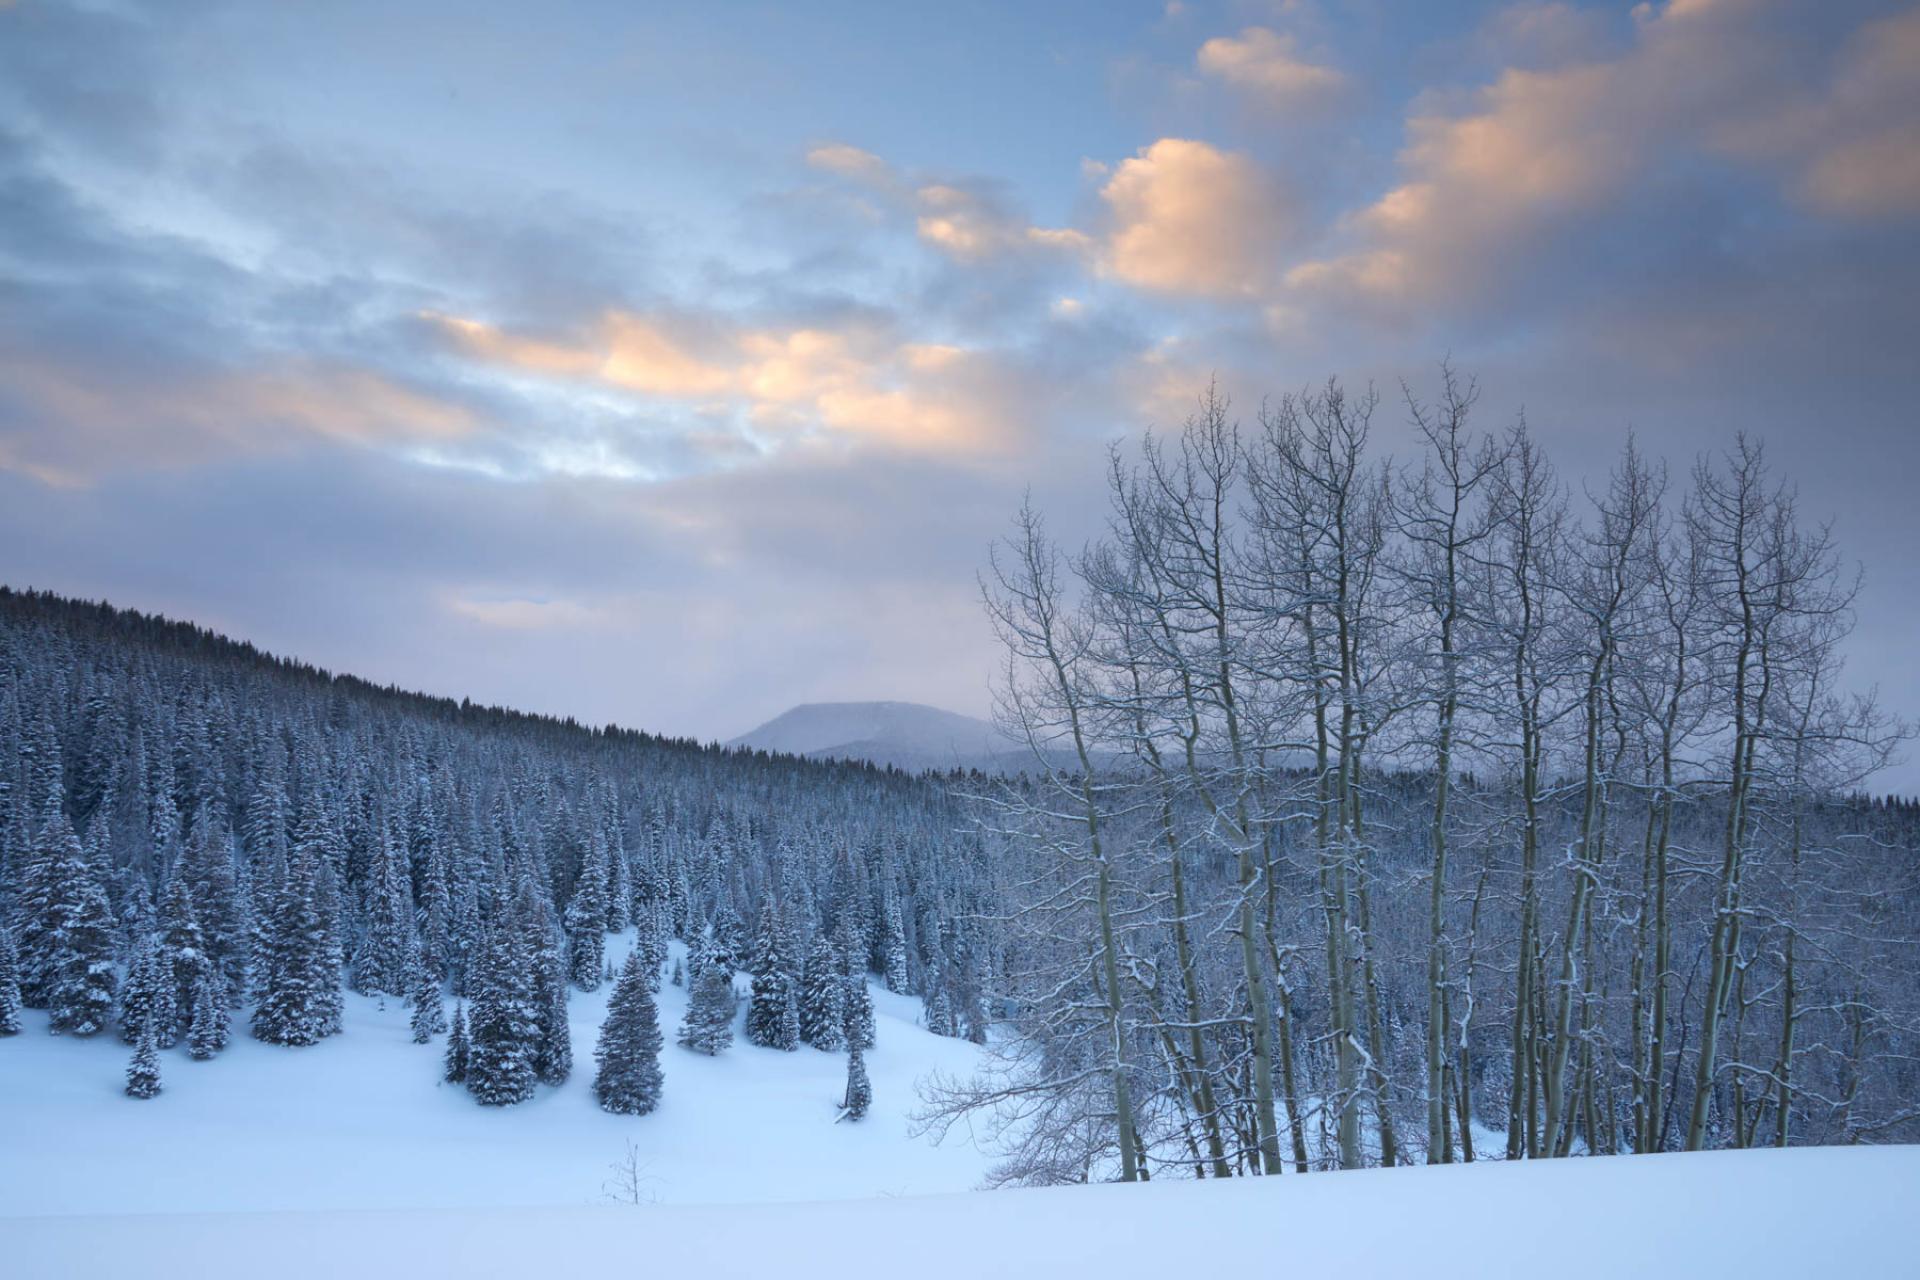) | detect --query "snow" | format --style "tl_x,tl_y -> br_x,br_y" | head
4,928 -> 1914,1277
0,933 -> 998,1215
5,1146 -> 1914,1277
